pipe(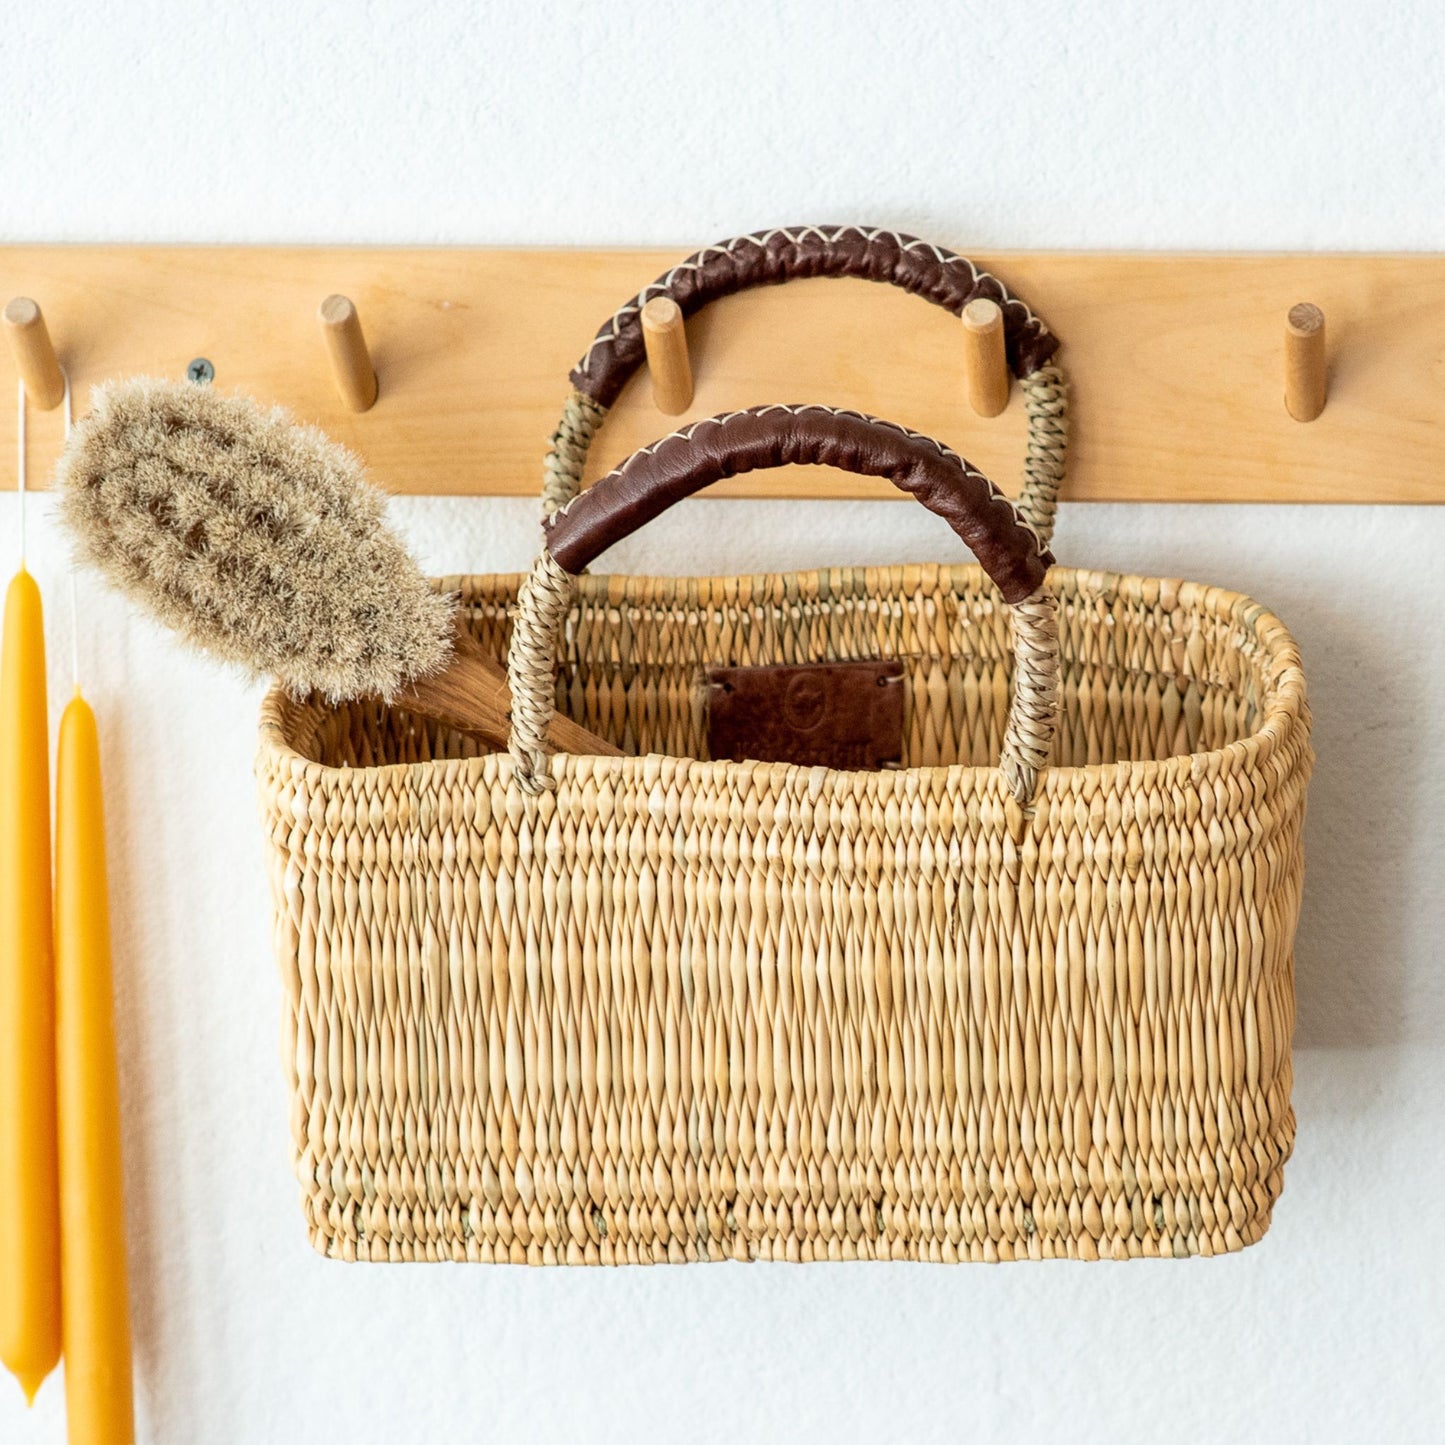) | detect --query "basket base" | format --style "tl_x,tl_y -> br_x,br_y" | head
301,1190 -> 1284,1264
